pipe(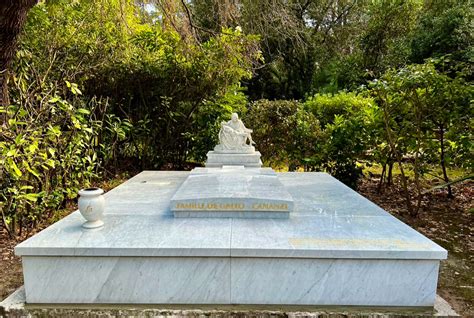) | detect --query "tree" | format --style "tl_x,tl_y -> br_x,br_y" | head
369,61 -> 473,215
409,0 -> 472,65
0,0 -> 38,123
188,0 -> 366,99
